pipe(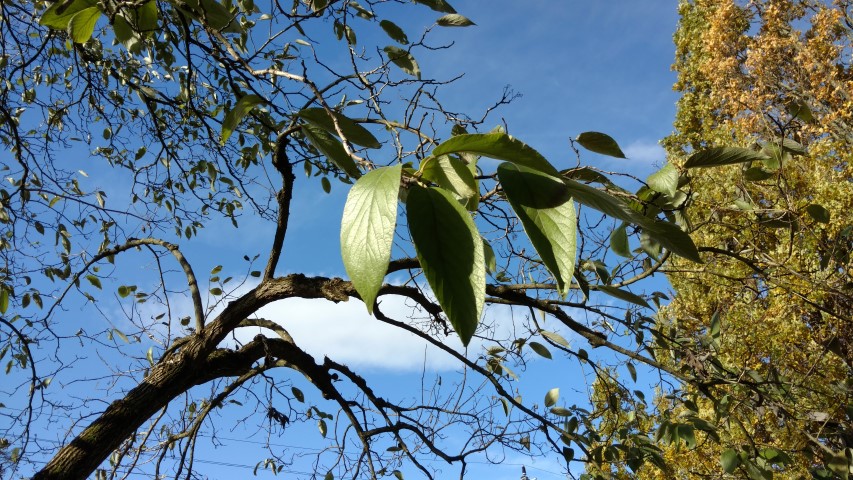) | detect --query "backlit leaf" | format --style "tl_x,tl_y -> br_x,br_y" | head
39,0 -> 97,29
68,7 -> 101,43
412,0 -> 456,13
434,133 -> 559,177
221,95 -> 265,145
684,147 -> 768,169
576,132 -> 626,158
545,388 -> 559,407
407,186 -> 484,346
380,20 -> 408,44
384,46 -> 421,78
298,108 -> 381,149
302,124 -> 362,178
436,14 -> 474,26
610,223 -> 631,258
529,341 -> 552,359
646,163 -> 679,197
421,155 -> 478,210
341,165 -> 401,313
806,204 -> 830,223
596,285 -> 650,309
498,163 -> 576,298
721,448 -> 740,473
